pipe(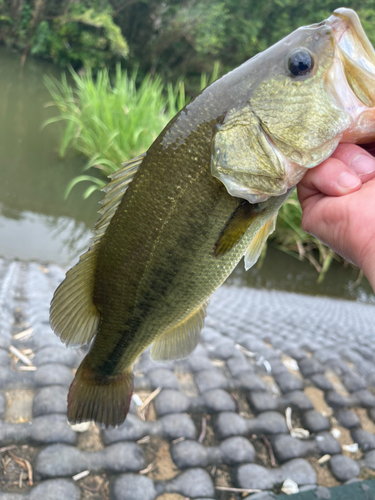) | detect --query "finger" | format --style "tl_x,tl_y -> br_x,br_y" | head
297,156 -> 361,206
331,143 -> 375,181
